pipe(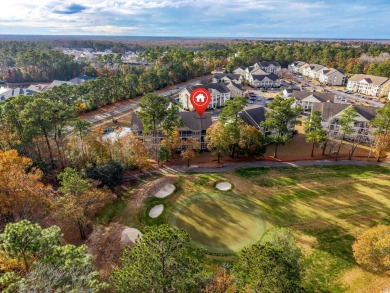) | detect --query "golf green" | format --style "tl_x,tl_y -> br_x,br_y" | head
168,192 -> 267,254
